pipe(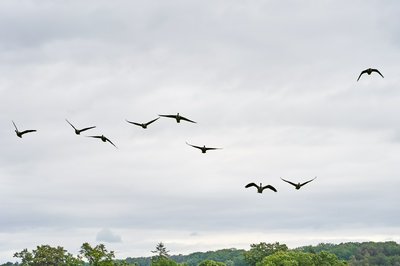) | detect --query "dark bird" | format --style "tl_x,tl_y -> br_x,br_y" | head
125,117 -> 159,129
357,68 -> 384,81
88,135 -> 117,148
66,119 -> 96,135
245,183 -> 277,193
186,141 -> 221,153
12,121 -> 37,138
280,177 -> 317,190
158,113 -> 196,123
